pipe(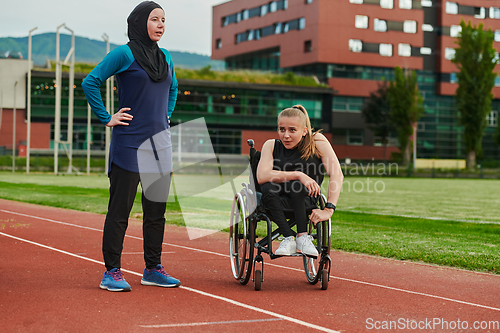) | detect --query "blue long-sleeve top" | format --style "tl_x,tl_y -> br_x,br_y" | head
82,44 -> 178,173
